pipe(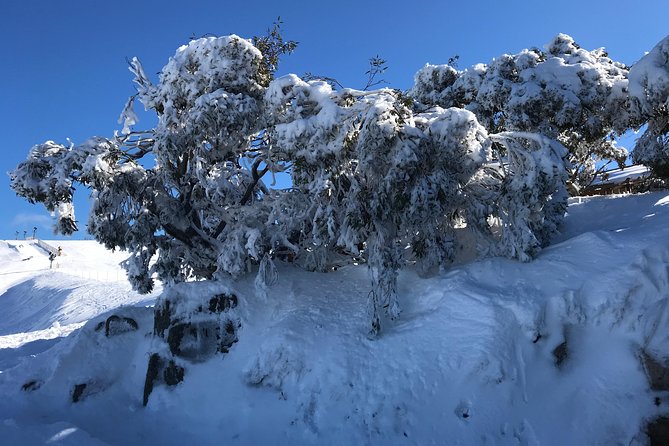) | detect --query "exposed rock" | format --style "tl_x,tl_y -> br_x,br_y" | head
94,314 -> 139,337
209,293 -> 238,313
154,300 -> 171,337
454,400 -> 472,420
640,350 -> 669,391
143,353 -> 162,407
553,341 -> 568,368
638,350 -> 669,444
72,383 -> 87,403
163,360 -> 185,386
220,319 -> 239,354
160,291 -> 240,362
647,416 -> 669,446
143,288 -> 240,406
21,380 -> 42,392
105,315 -> 138,337
142,354 -> 187,406
167,320 -> 222,361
